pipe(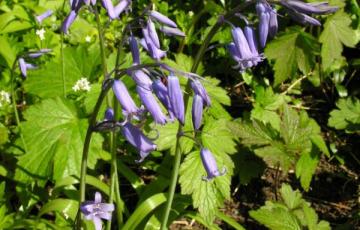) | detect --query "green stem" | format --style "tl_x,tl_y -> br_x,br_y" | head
61,0 -> 66,97
160,2 -> 255,229
10,60 -> 28,153
94,7 -> 108,78
77,84 -> 111,229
